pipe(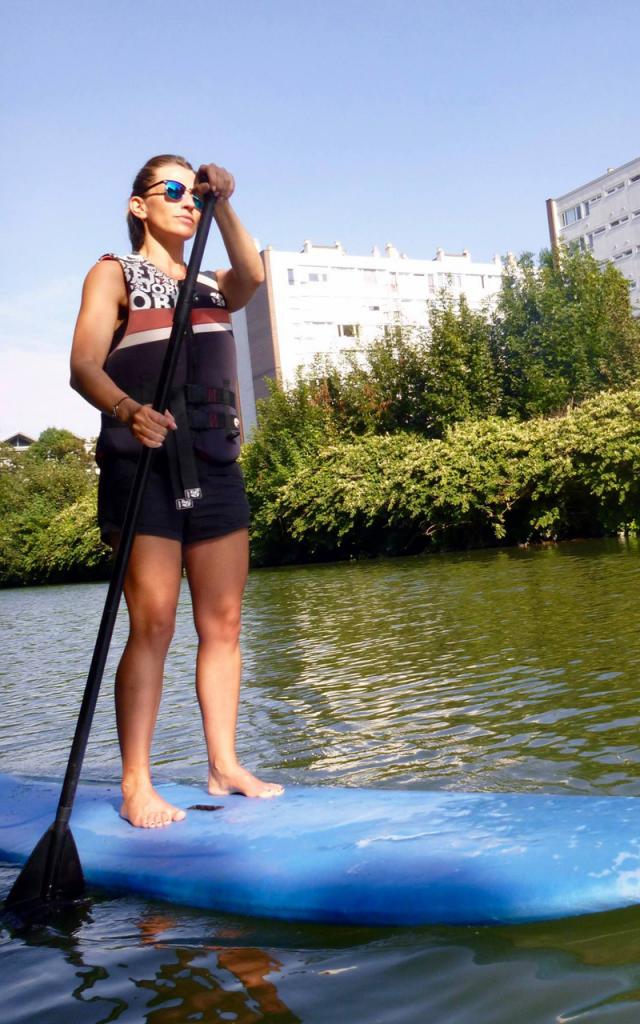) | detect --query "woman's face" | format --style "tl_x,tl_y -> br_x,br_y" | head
130,163 -> 201,244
